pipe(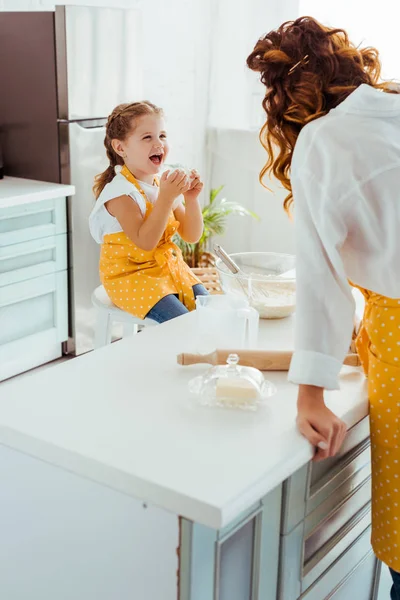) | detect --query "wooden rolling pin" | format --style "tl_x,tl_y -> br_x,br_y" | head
177,349 -> 361,371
